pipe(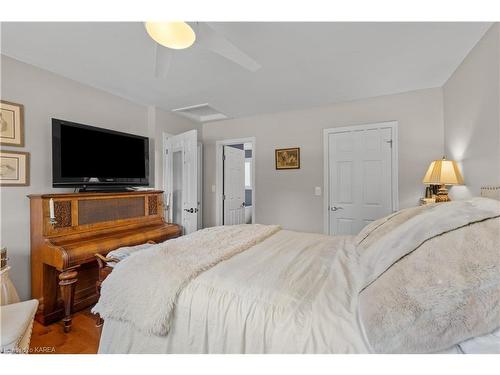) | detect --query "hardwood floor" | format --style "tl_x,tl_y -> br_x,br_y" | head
30,308 -> 100,354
